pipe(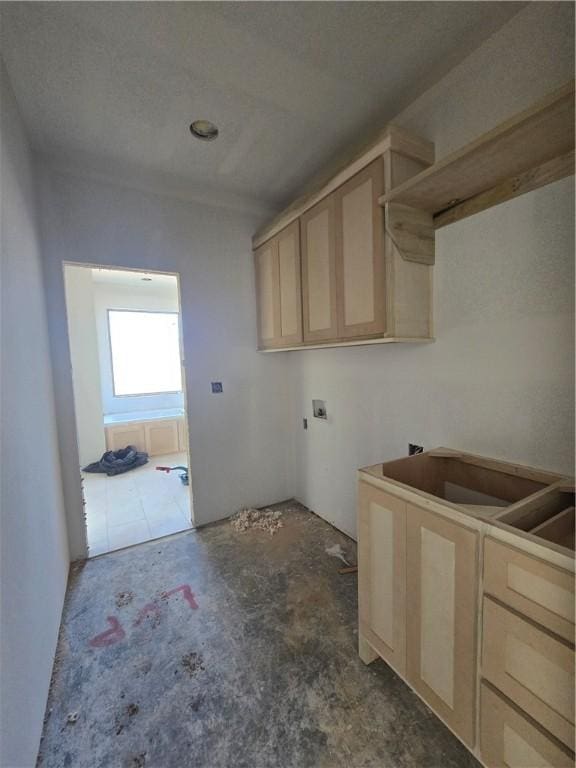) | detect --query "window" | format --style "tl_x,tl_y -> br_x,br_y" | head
108,310 -> 182,396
